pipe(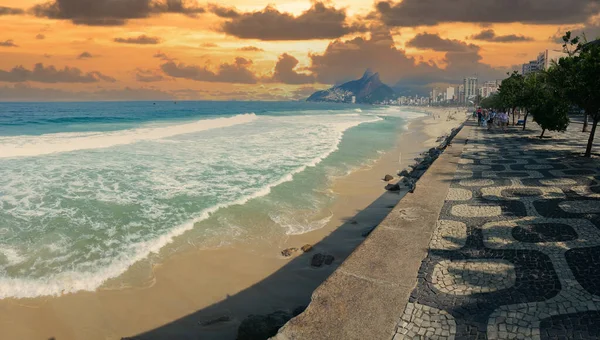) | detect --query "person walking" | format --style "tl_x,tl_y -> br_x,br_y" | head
487,110 -> 496,131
